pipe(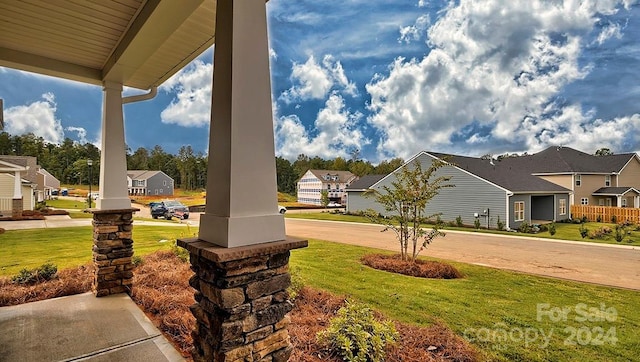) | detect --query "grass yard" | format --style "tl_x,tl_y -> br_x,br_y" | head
0,225 -> 198,276
291,239 -> 640,361
286,212 -> 640,246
